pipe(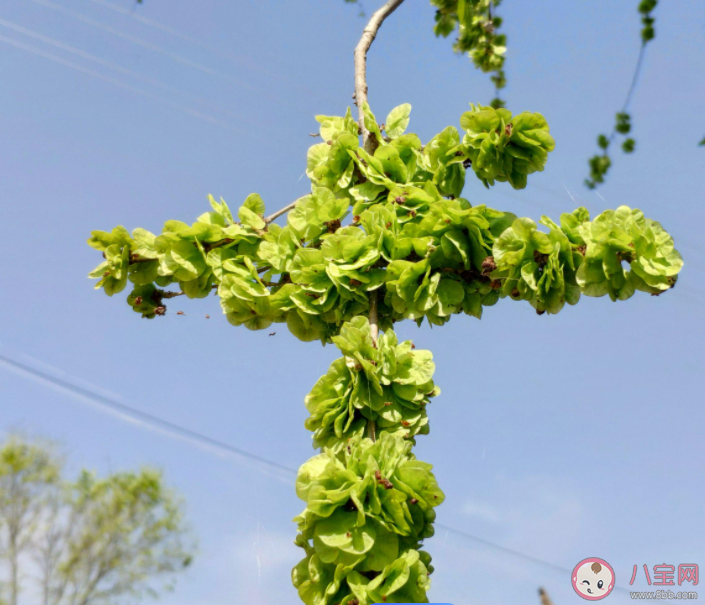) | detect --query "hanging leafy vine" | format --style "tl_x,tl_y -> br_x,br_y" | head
431,0 -> 507,108
88,1 -> 683,602
584,0 -> 658,189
